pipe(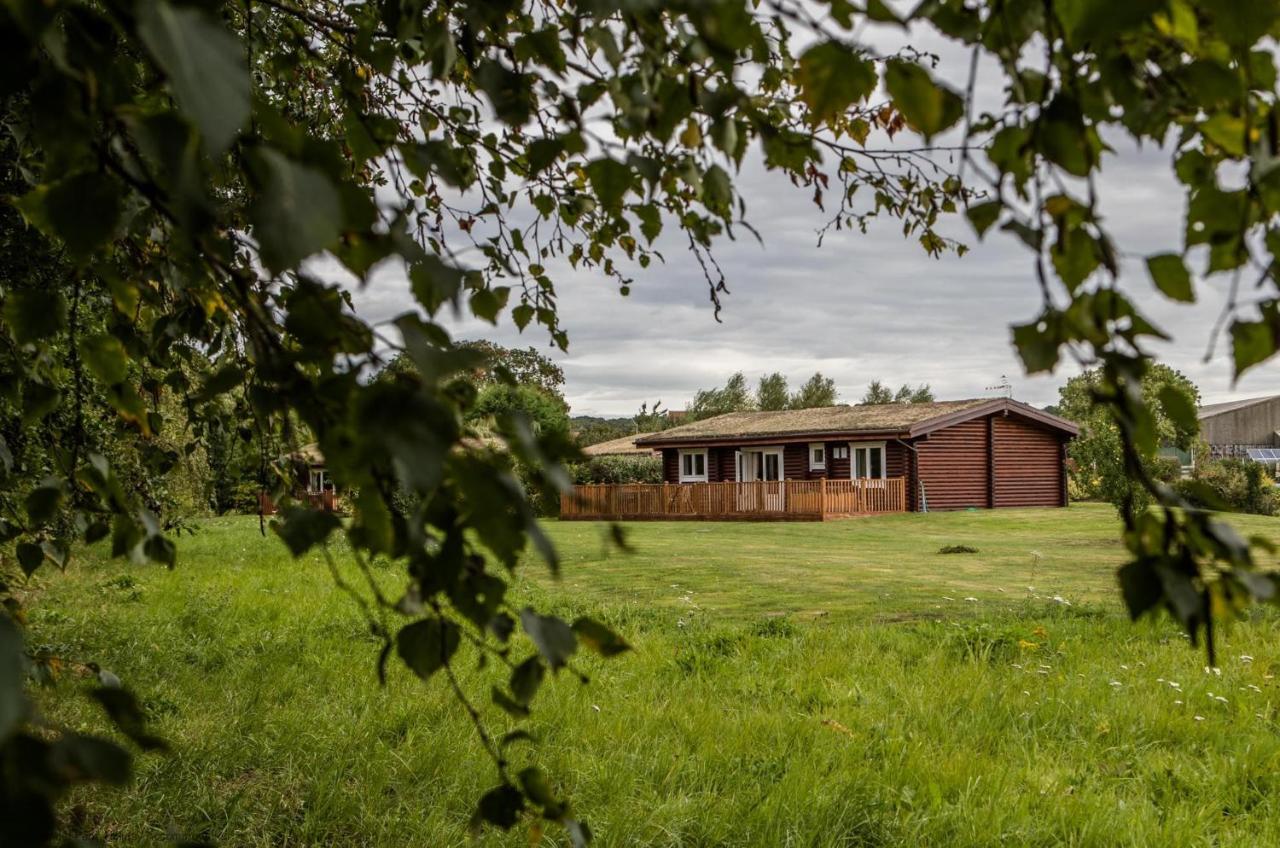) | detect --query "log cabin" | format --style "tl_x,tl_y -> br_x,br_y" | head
560,398 -> 1077,520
